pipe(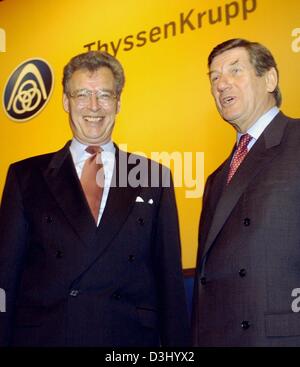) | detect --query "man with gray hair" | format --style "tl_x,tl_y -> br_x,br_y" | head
0,51 -> 190,347
192,38 -> 300,346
